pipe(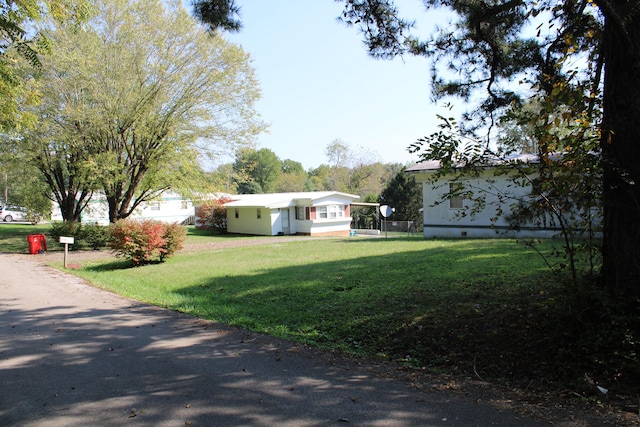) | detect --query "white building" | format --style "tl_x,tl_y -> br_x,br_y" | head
406,155 -> 600,239
208,191 -> 360,237
51,192 -> 195,225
